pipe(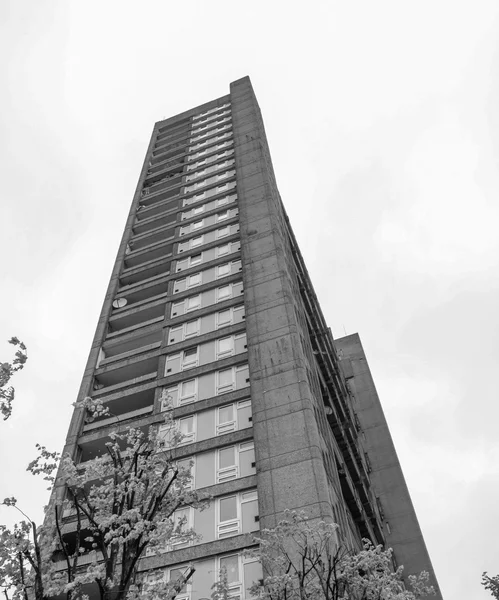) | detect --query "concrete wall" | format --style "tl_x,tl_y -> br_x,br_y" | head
230,76 -> 333,528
